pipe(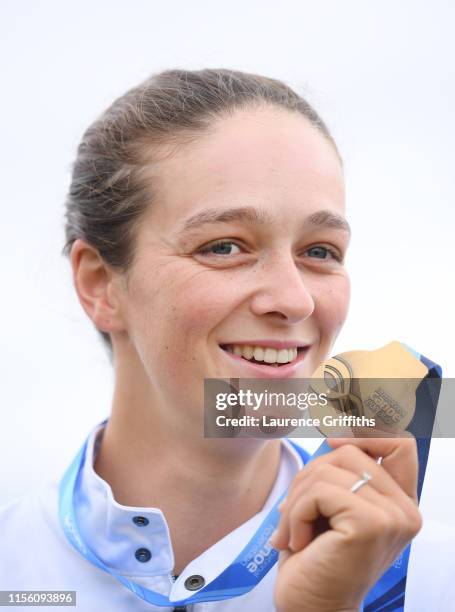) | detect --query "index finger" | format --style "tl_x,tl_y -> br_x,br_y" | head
327,435 -> 419,501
